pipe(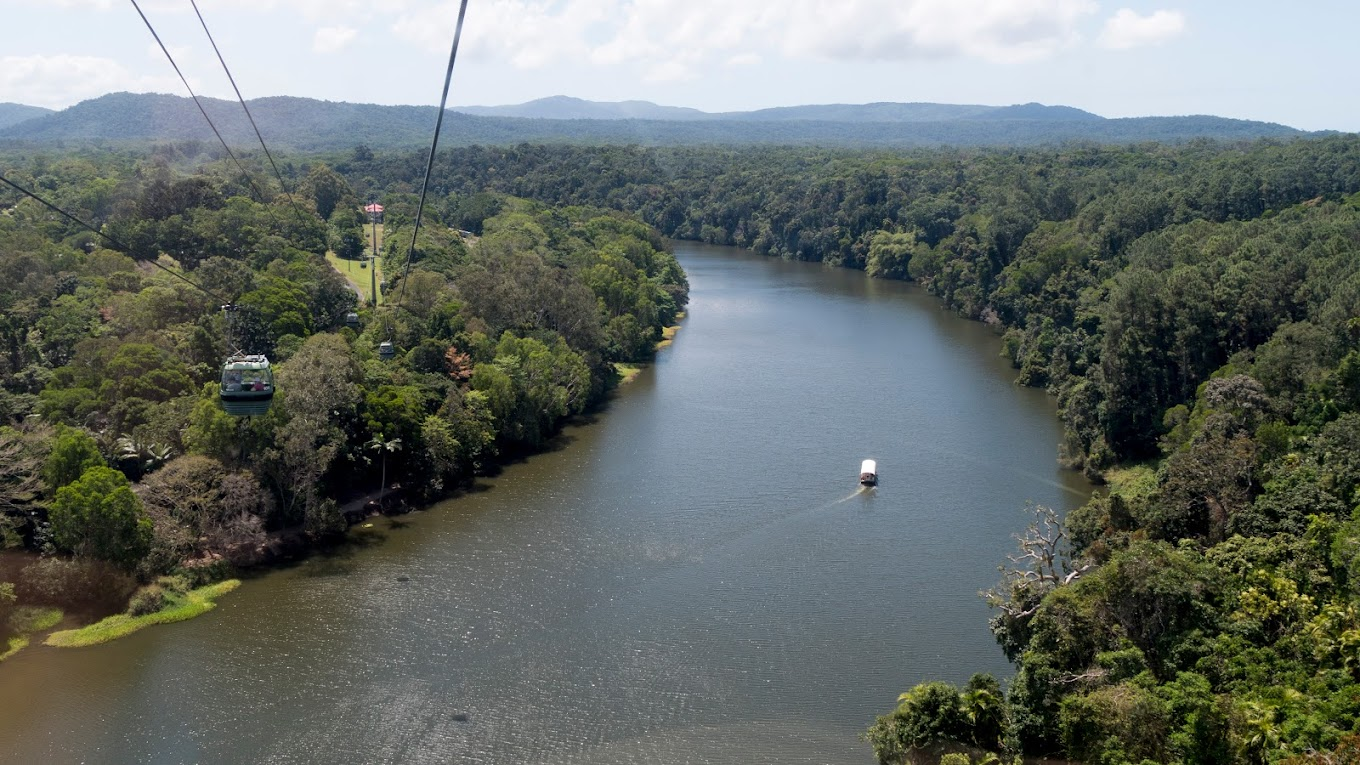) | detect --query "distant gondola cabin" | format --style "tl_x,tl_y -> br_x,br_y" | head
220,355 -> 274,416
345,312 -> 360,329
378,341 -> 396,361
